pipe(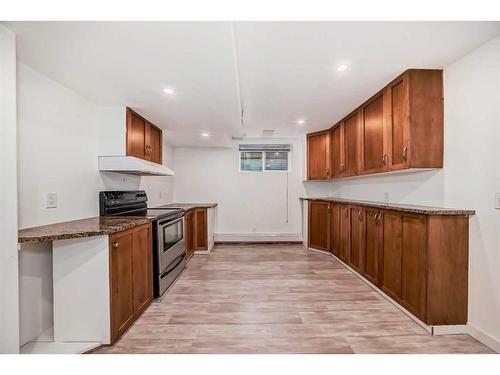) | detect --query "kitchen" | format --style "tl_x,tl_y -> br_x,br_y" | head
1,5 -> 500,371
